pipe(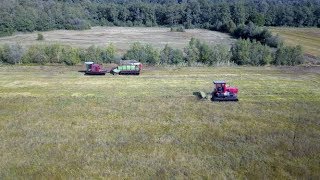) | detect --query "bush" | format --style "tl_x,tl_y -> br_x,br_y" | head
61,46 -> 80,65
184,38 -> 200,66
2,44 -> 24,64
22,45 -> 48,64
231,39 -> 272,66
273,45 -> 304,66
160,45 -> 184,64
231,39 -> 250,65
37,33 -> 44,41
232,22 -> 281,48
124,42 -> 160,65
64,18 -> 90,30
45,44 -> 63,63
104,43 -> 116,63
266,35 -> 283,48
170,26 -> 185,32
81,45 -> 103,63
184,38 -> 232,66
221,21 -> 236,33
208,44 -> 231,66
